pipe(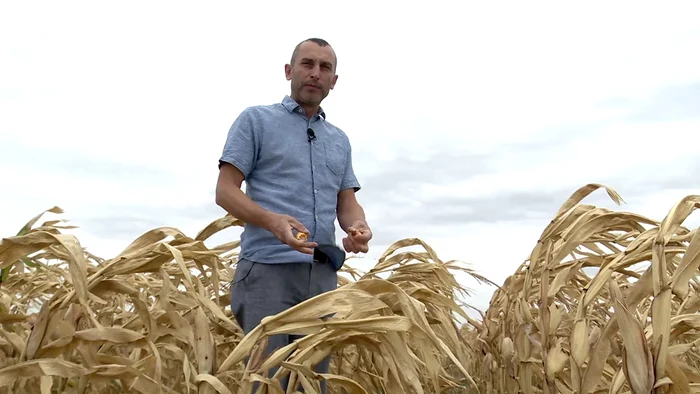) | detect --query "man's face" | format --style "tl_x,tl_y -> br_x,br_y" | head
285,41 -> 338,108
